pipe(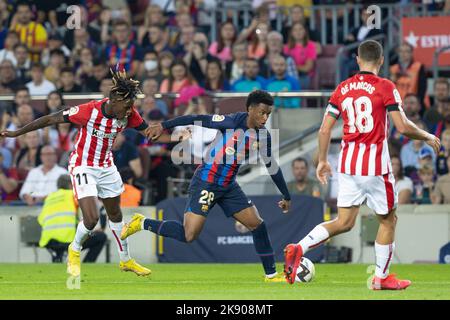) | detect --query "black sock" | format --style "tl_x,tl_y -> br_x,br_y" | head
143,218 -> 187,242
251,221 -> 276,276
